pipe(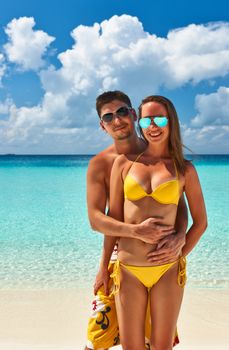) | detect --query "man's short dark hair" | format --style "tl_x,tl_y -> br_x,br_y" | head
96,90 -> 132,117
